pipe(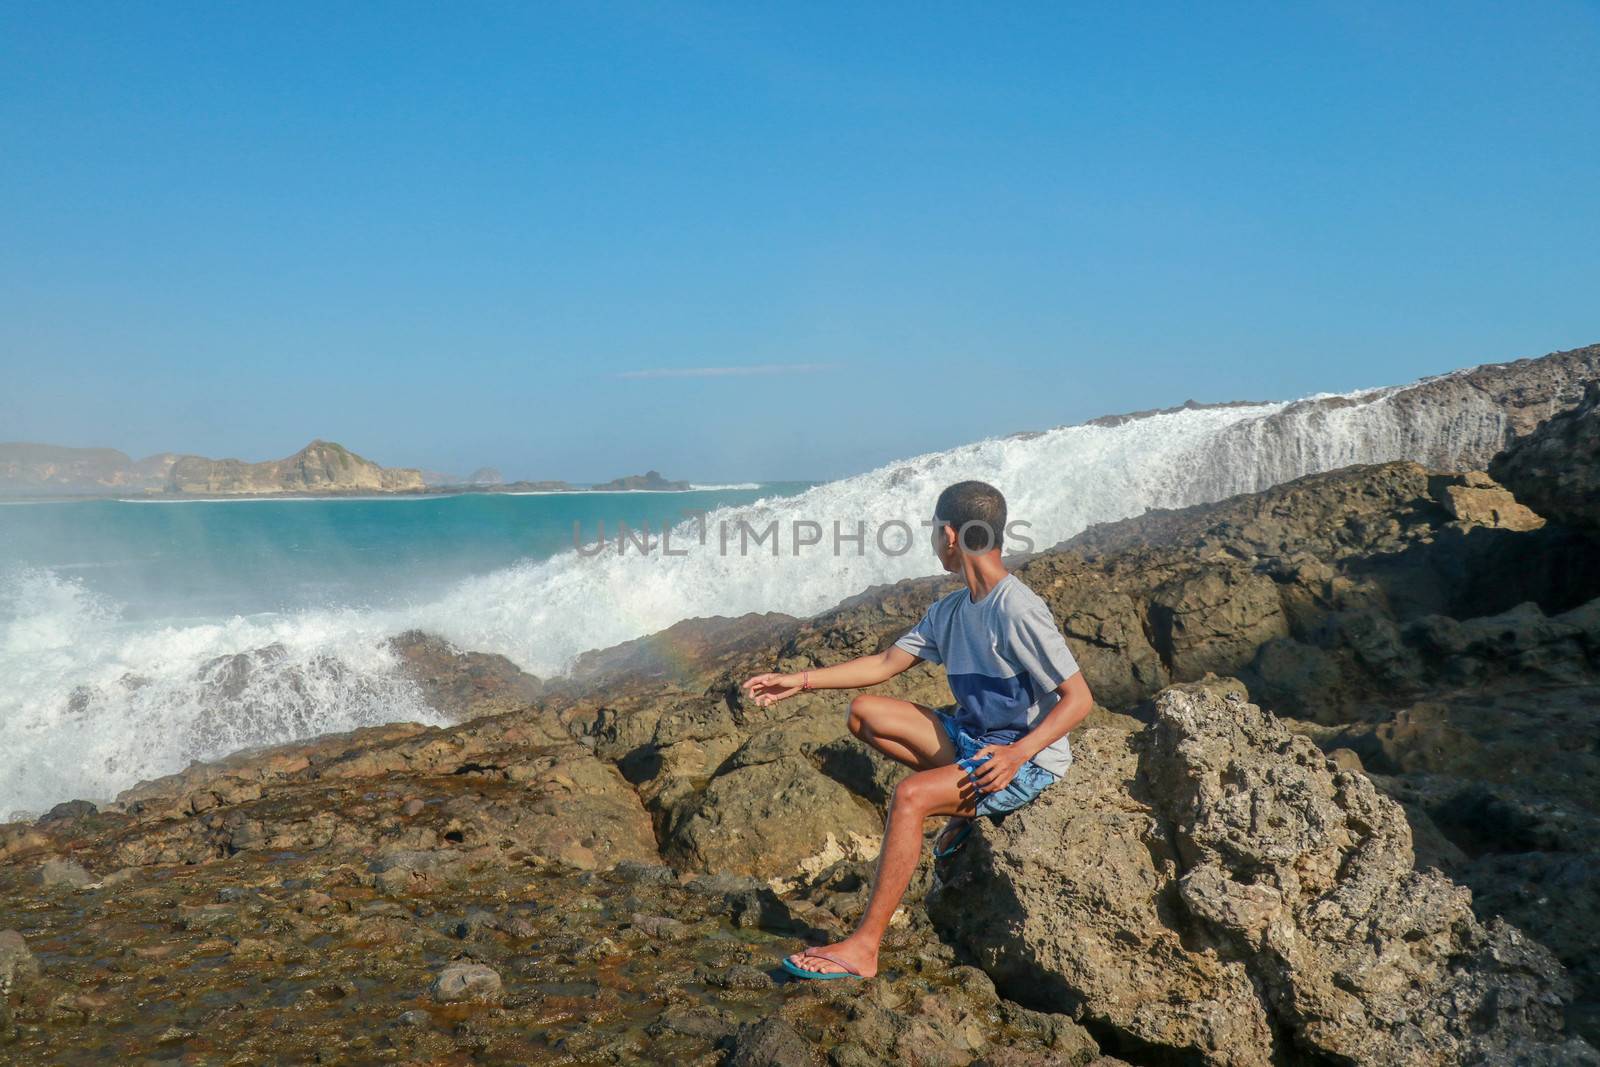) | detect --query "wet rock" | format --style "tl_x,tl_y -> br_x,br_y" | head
705,963 -> 774,991
646,1004 -> 737,1040
725,1016 -> 819,1067
449,908 -> 498,940
898,994 -> 990,1065
613,859 -> 676,885
98,867 -> 137,888
630,914 -> 689,940
498,912 -> 536,939
729,887 -> 794,931
296,890 -> 336,913
429,961 -> 502,1003
683,871 -> 765,898
36,857 -> 93,889
38,800 -> 98,825
0,931 -> 37,995
996,1001 -> 1100,1063
178,903 -> 237,930
565,611 -> 801,692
